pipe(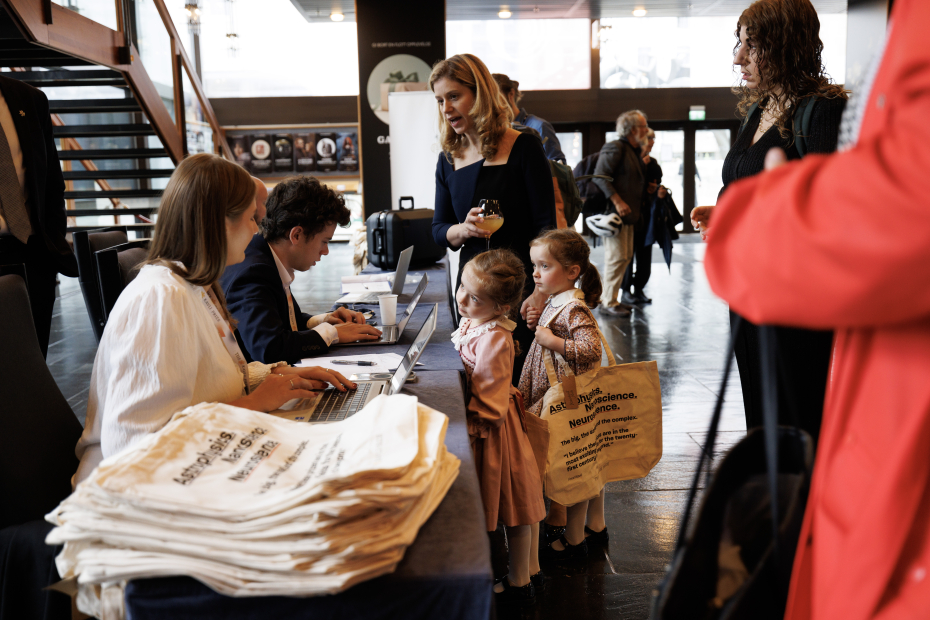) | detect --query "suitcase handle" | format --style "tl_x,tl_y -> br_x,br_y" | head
399,196 -> 414,210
